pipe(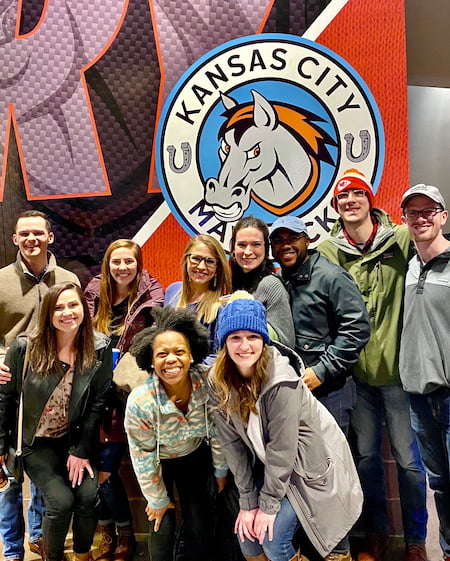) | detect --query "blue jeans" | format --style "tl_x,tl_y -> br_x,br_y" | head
0,479 -> 45,560
239,497 -> 300,561
351,381 -> 427,544
97,442 -> 132,525
409,388 -> 450,556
